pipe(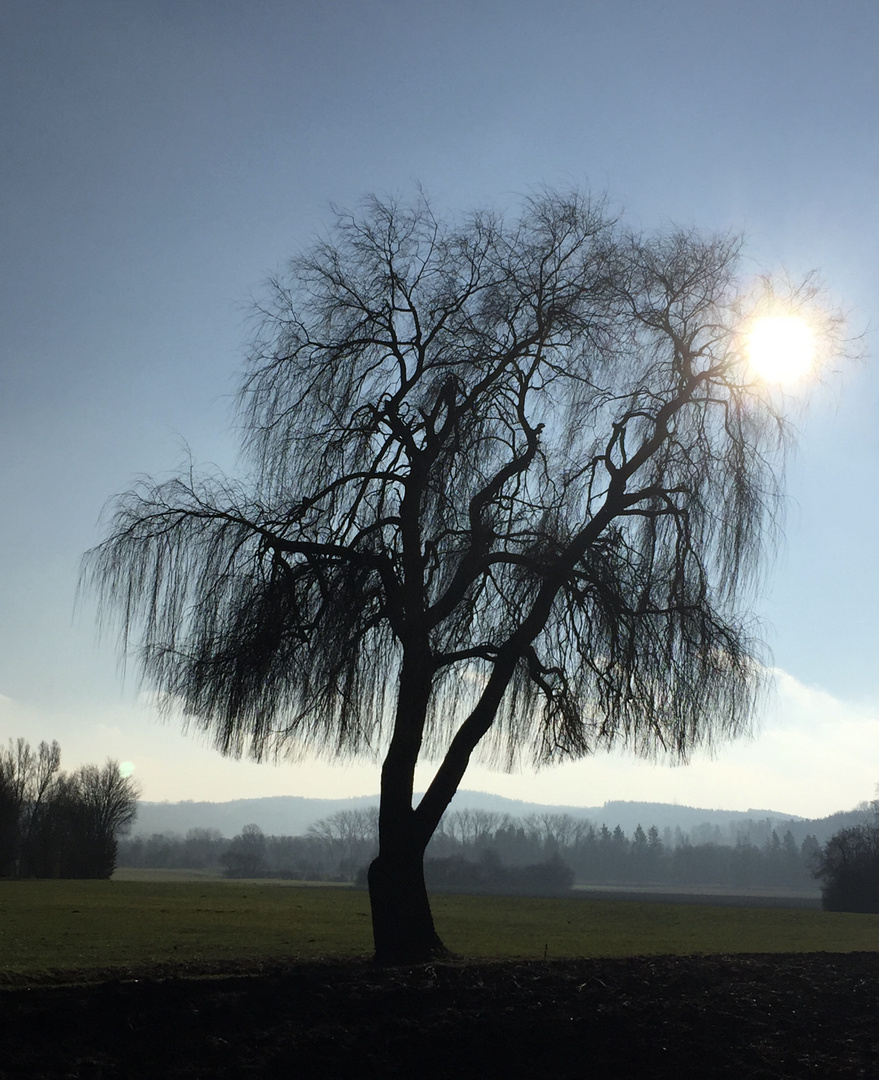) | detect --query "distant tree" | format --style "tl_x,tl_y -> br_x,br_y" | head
523,813 -> 590,850
629,824 -> 649,879
221,824 -> 267,878
519,852 -> 575,894
0,786 -> 16,875
424,848 -> 573,895
83,189 -> 842,962
800,834 -> 821,867
439,809 -> 512,849
26,760 -> 139,879
181,827 -> 225,869
308,808 -> 380,846
1,740 -> 137,879
490,820 -> 534,865
68,761 -> 141,877
0,739 -> 60,876
813,802 -> 879,913
307,808 -> 379,878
